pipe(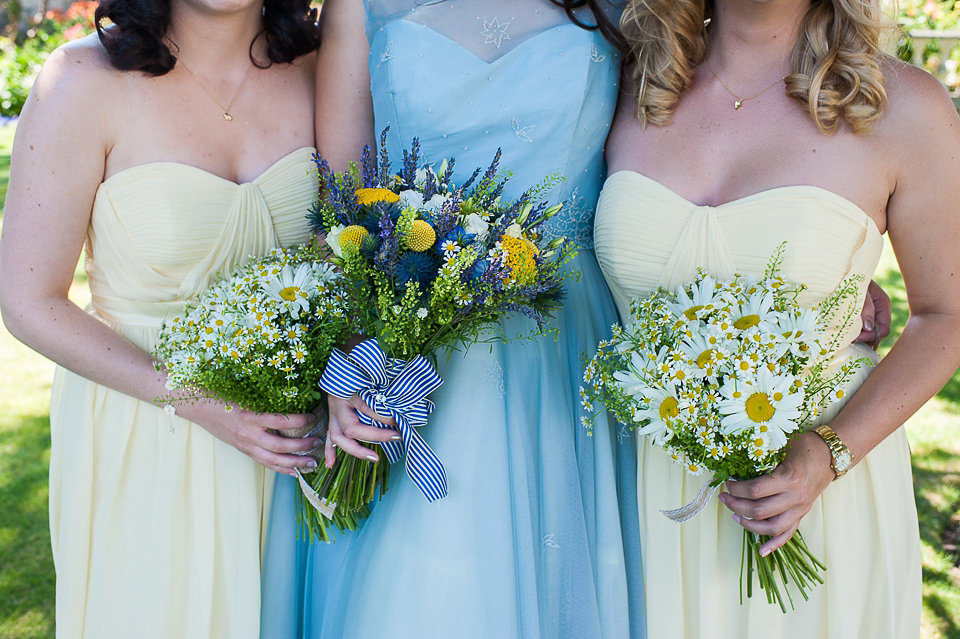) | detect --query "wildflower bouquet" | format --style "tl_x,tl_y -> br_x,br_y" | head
581,247 -> 867,612
154,244 -> 356,541
303,132 -> 577,539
